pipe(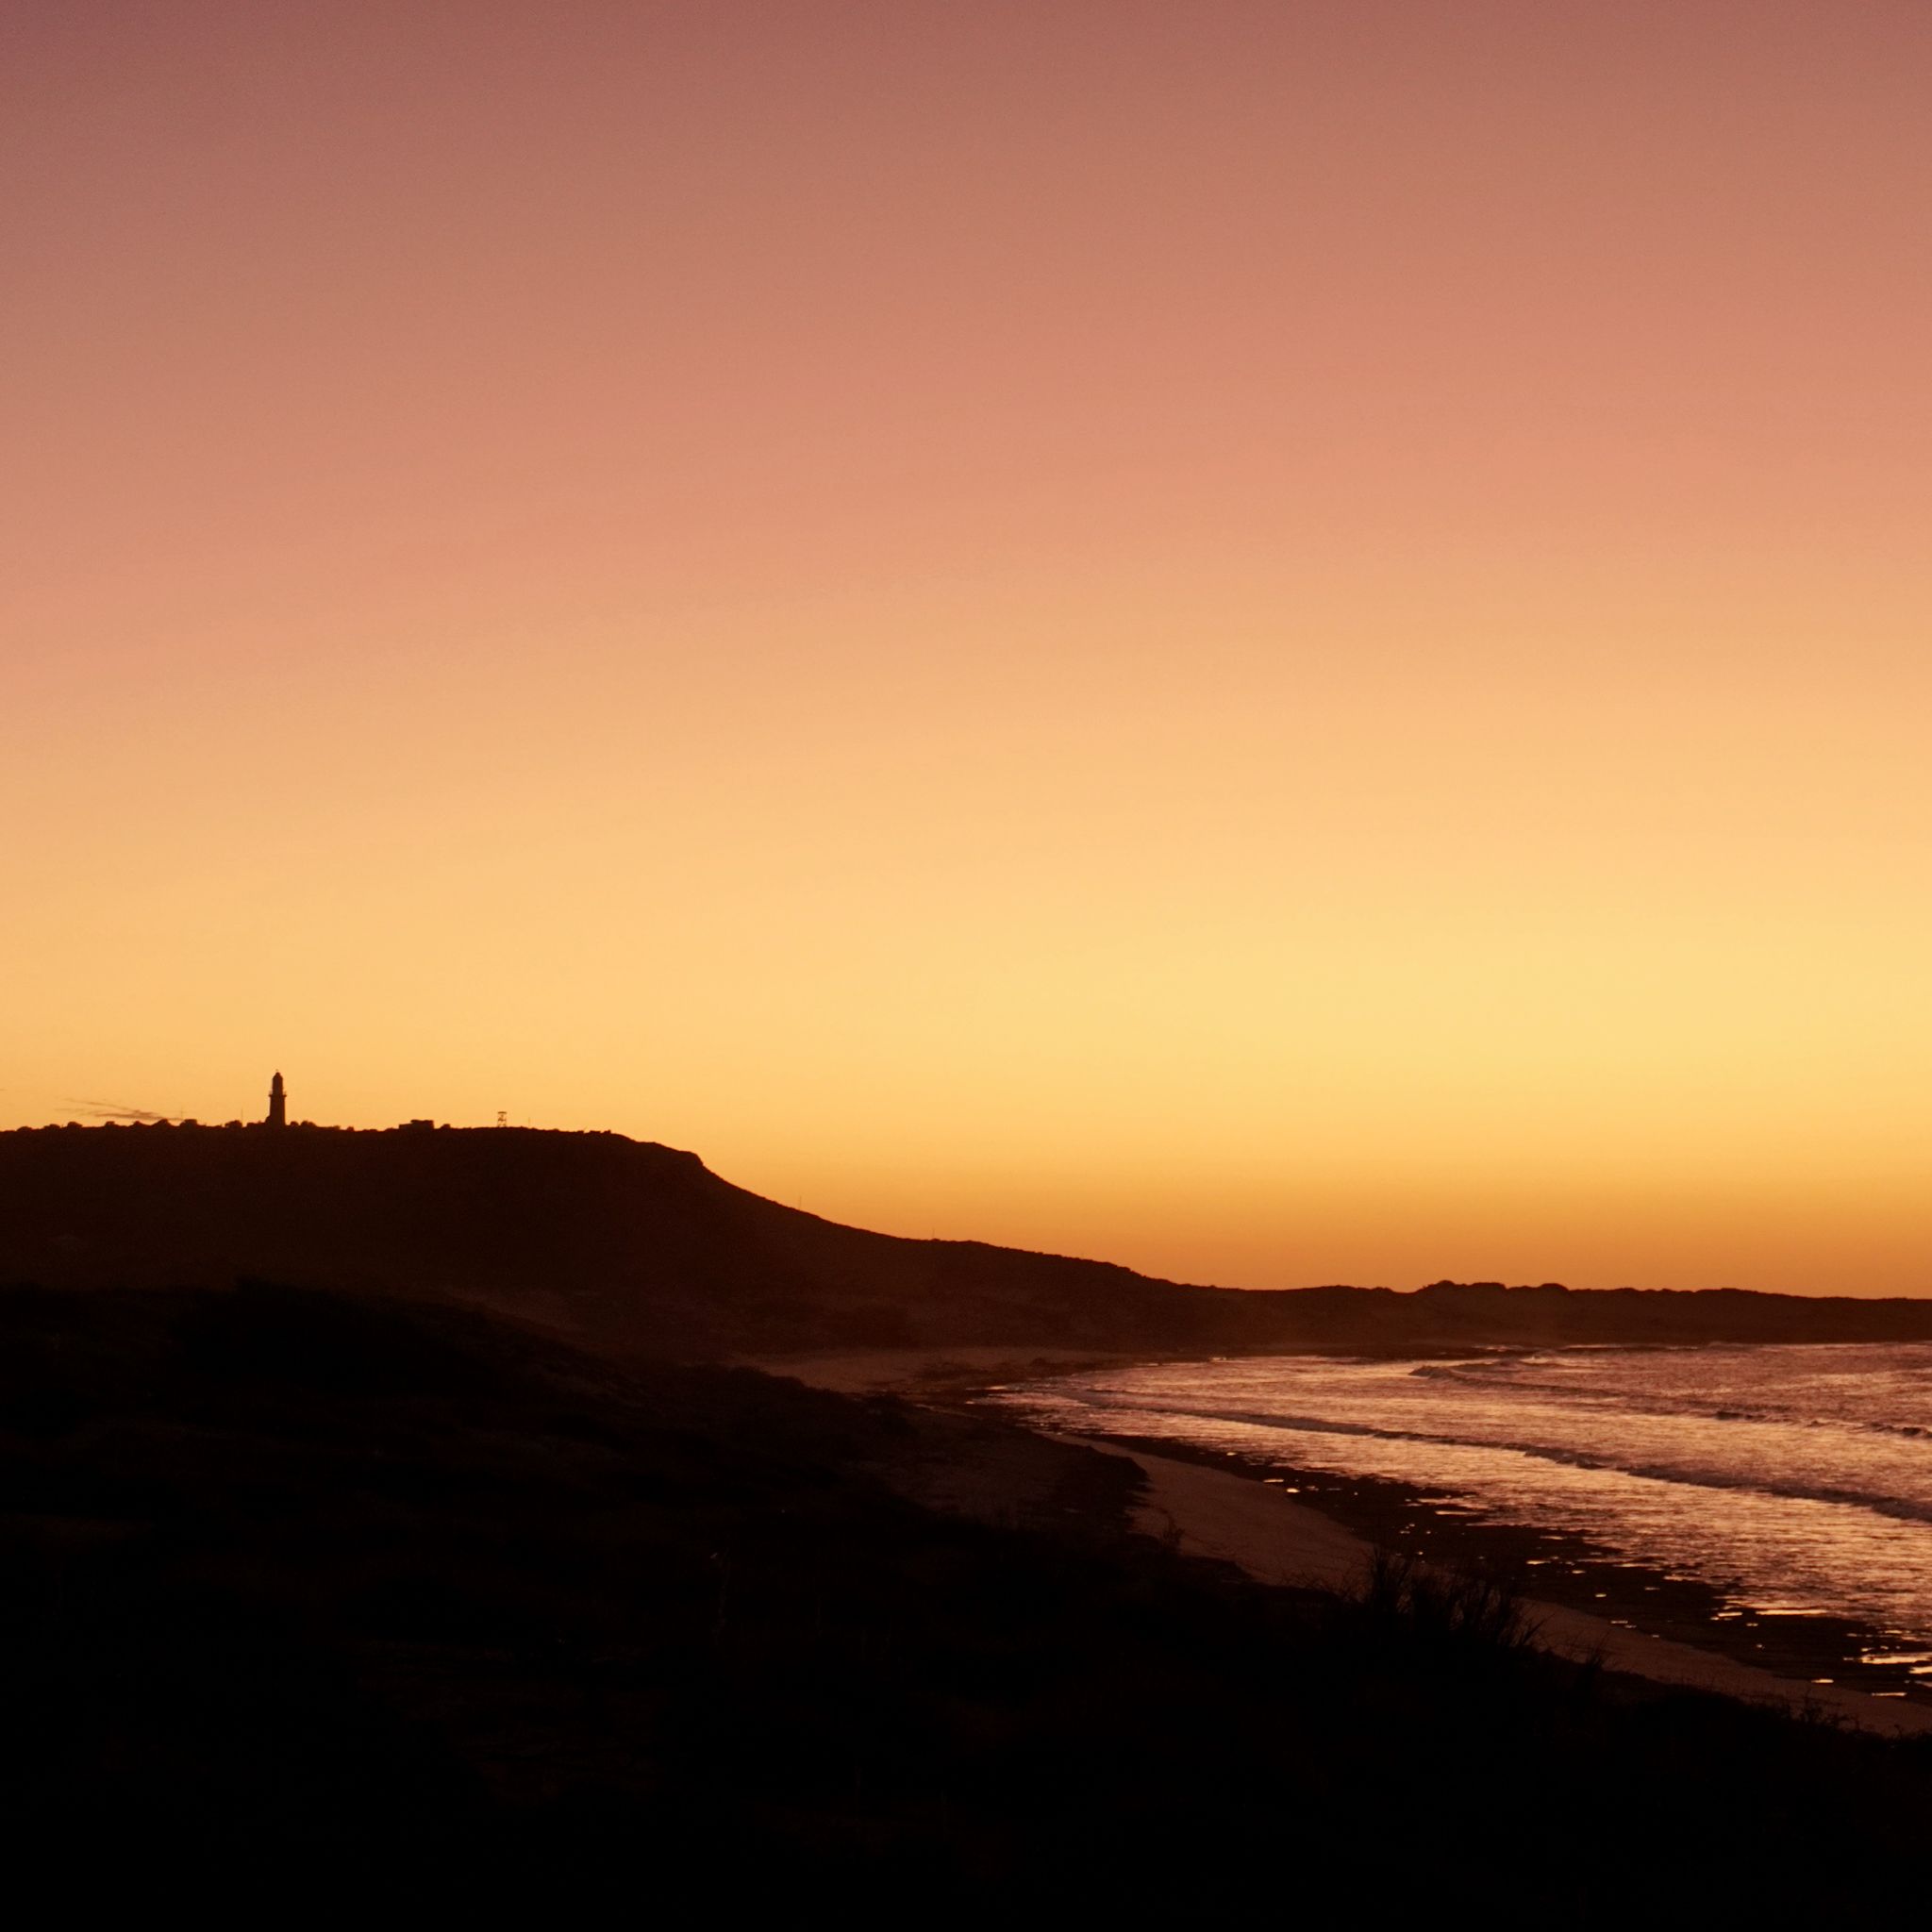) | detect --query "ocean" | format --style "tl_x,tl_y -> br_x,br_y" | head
987,1342 -> 1932,1679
